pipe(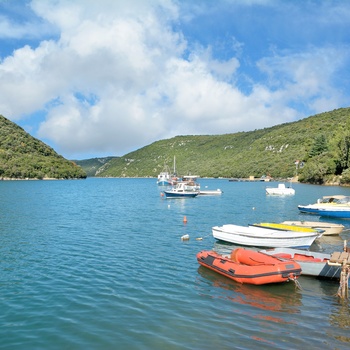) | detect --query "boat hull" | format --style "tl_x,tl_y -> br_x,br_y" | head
266,183 -> 295,195
281,221 -> 344,236
198,189 -> 222,196
197,248 -> 301,285
298,205 -> 350,218
157,180 -> 173,186
212,224 -> 321,249
260,248 -> 341,279
266,189 -> 295,195
163,191 -> 198,198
